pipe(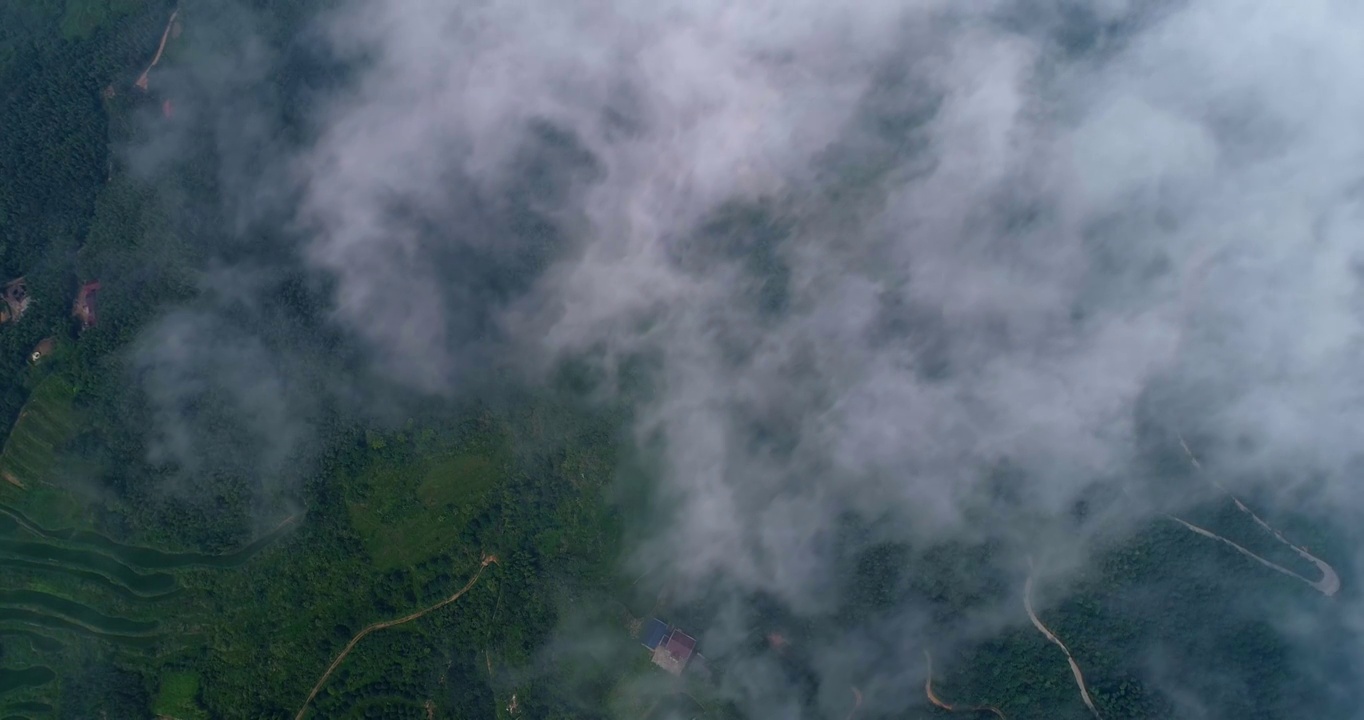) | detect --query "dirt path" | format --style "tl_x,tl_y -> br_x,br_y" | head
267,512 -> 303,536
1023,567 -> 1102,719
1176,437 -> 1339,596
845,686 -> 862,720
1164,515 -> 1329,589
294,554 -> 498,720
922,650 -> 1007,719
136,6 -> 180,91
1168,253 -> 1340,596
